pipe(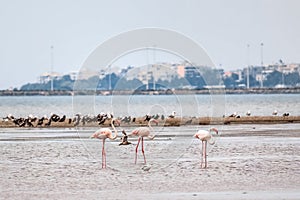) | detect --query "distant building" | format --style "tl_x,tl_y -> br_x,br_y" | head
126,64 -> 178,83
284,63 -> 300,73
184,66 -> 205,87
185,66 -> 199,76
39,72 -> 62,84
76,68 -> 98,80
68,71 -> 78,81
176,65 -> 185,77
35,61 -> 300,90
